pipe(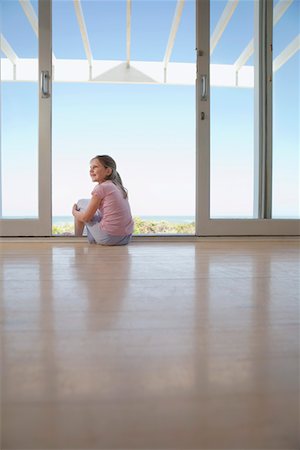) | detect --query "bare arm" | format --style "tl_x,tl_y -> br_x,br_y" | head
72,195 -> 100,223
